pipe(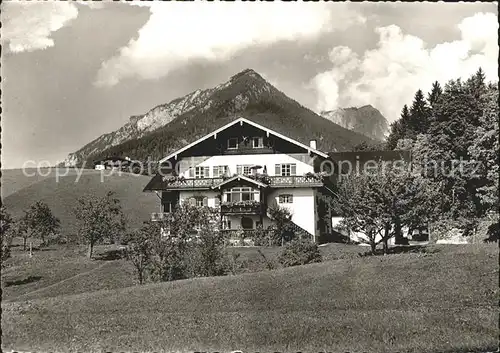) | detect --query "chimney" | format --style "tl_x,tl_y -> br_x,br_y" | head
309,140 -> 317,150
